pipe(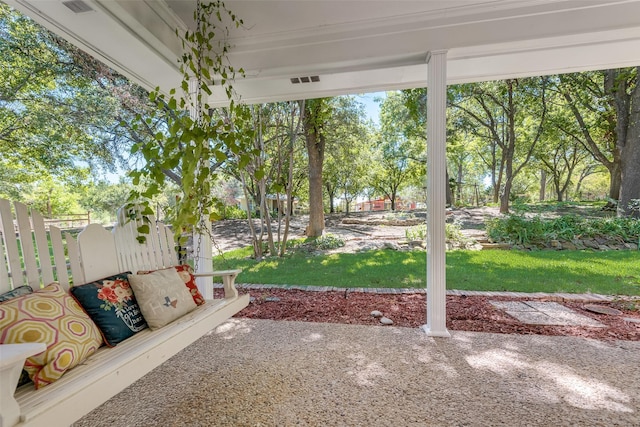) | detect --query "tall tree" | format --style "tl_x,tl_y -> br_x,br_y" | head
323,96 -> 372,214
374,93 -> 425,210
451,78 -> 548,213
559,68 -> 640,217
535,100 -> 591,202
0,4 -> 125,187
558,72 -> 621,206
301,98 -> 330,236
